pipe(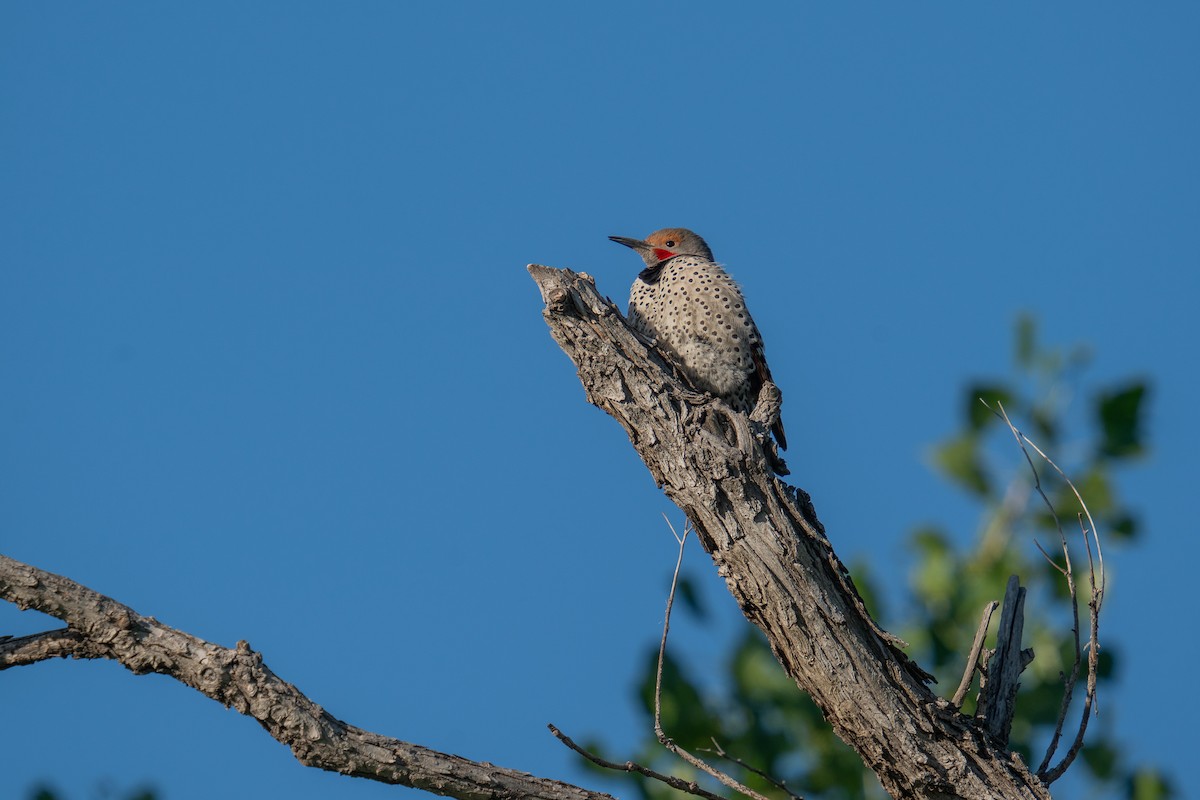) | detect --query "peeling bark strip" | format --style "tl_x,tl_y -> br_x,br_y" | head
0,555 -> 613,800
528,265 -> 1052,800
